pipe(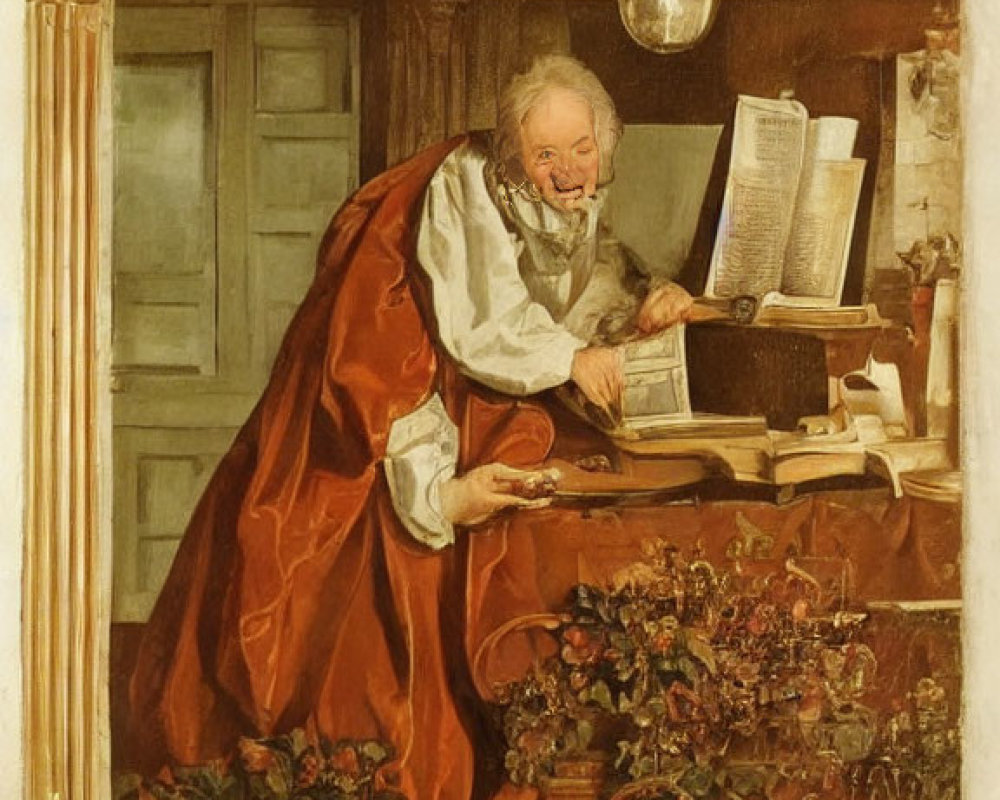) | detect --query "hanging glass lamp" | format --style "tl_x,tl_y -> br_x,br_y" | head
619,0 -> 720,54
